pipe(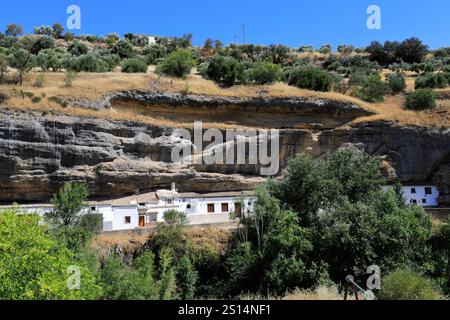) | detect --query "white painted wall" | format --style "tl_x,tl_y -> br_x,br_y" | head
402,186 -> 439,207
111,206 -> 139,231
